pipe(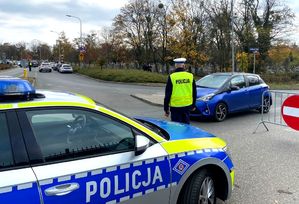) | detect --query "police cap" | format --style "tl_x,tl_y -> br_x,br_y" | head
173,58 -> 186,64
